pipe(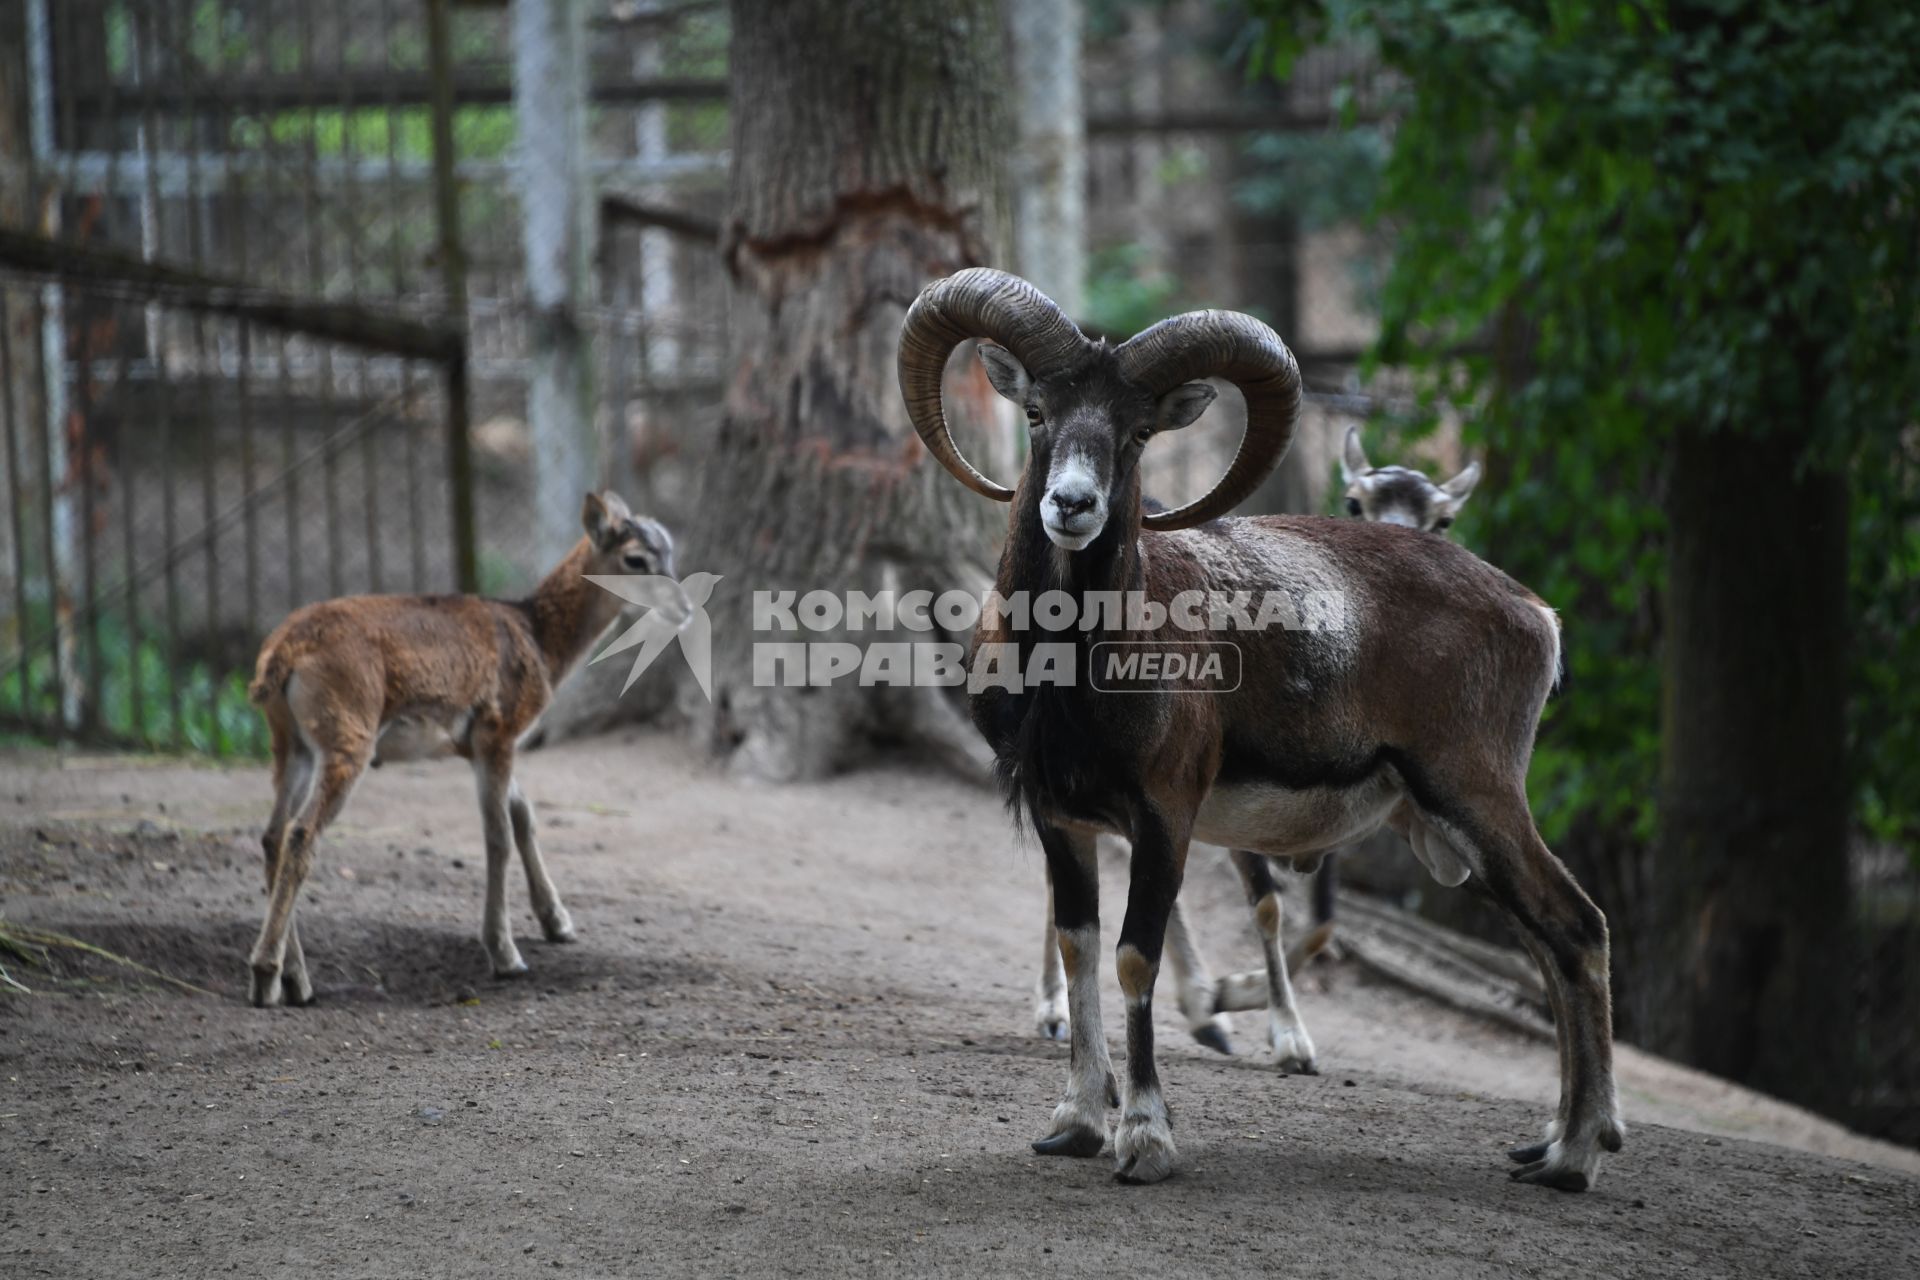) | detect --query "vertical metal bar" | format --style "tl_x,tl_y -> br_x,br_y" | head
237,321 -> 260,649
30,290 -> 65,739
229,58 -> 261,665
345,6 -> 382,596
112,296 -> 145,747
394,0 -> 424,591
176,0 -> 224,752
340,7 -> 363,304
428,0 -> 476,593
277,319 -> 300,612
404,363 -> 425,590
155,335 -> 183,751
78,332 -> 99,738
57,0 -> 97,735
26,0 -> 75,732
363,406 -> 383,593
134,1 -> 164,351
0,292 -> 34,725
299,1 -> 343,600
271,0 -> 302,614
192,308 -> 224,753
382,0 -> 408,299
130,1 -> 168,745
